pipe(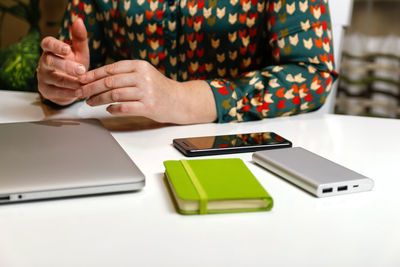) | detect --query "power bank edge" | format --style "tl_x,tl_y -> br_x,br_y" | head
253,148 -> 374,198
